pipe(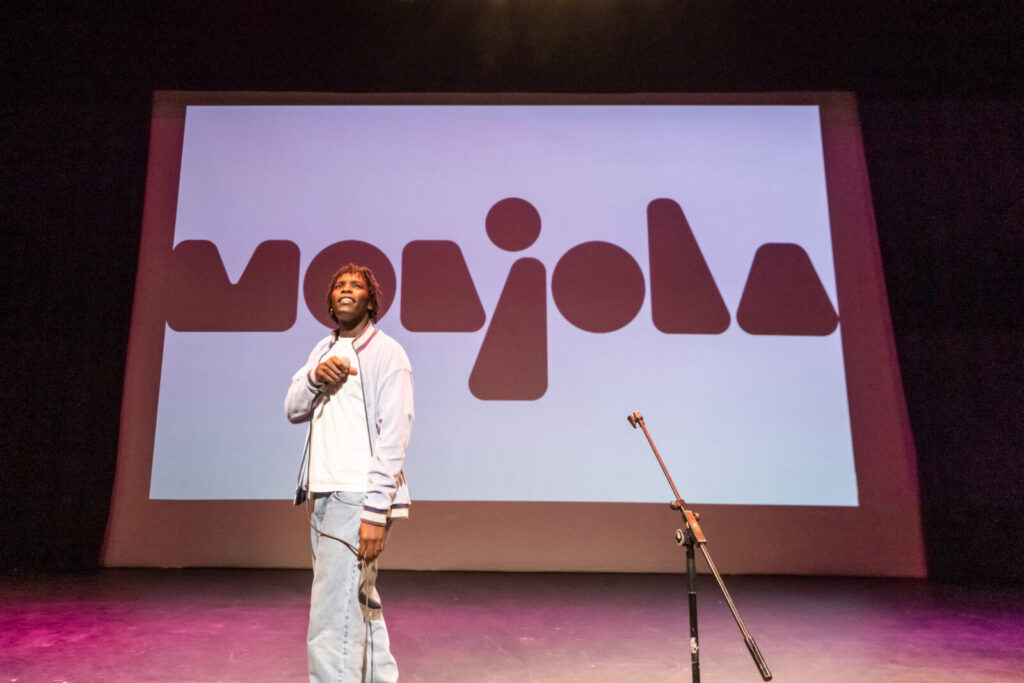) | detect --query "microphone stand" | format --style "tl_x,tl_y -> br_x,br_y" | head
628,410 -> 772,682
